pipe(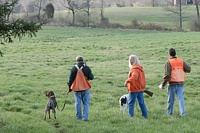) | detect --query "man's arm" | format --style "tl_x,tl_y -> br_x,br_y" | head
183,61 -> 191,73
88,67 -> 94,80
161,62 -> 171,87
67,66 -> 77,87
